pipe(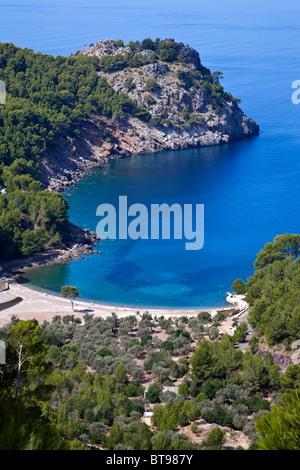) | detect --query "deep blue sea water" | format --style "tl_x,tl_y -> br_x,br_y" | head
2,0 -> 300,308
